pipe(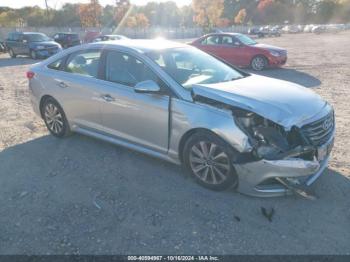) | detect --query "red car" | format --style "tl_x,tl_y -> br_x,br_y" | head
83,31 -> 101,43
190,33 -> 287,71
